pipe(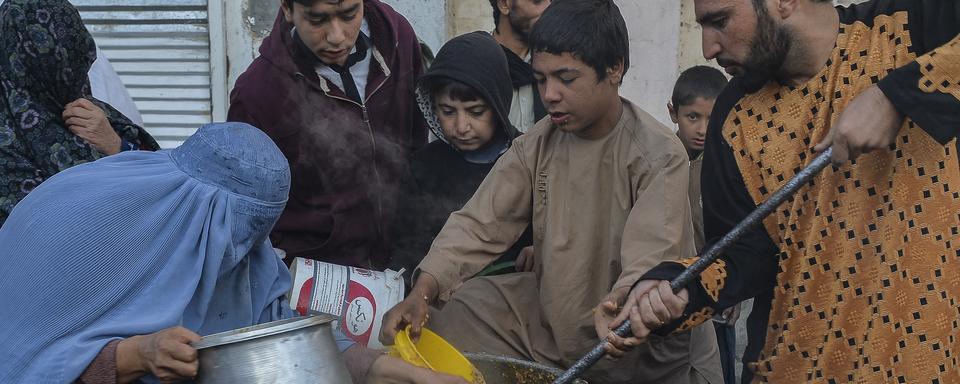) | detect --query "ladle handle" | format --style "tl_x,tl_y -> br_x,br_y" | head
552,148 -> 834,384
